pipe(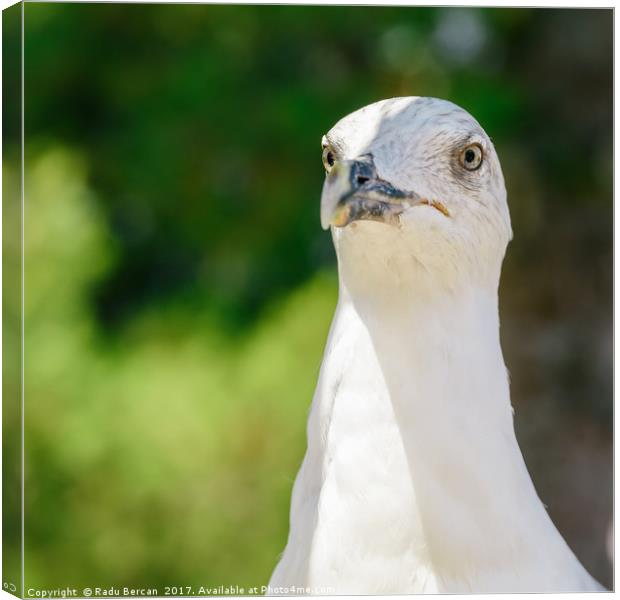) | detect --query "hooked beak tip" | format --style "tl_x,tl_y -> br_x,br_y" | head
321,204 -> 350,230
320,163 -> 353,229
